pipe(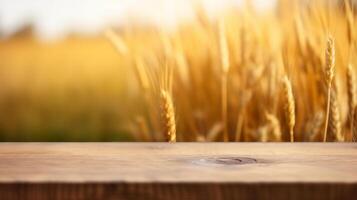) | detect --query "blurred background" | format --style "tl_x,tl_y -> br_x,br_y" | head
1,0 -> 353,141
1,0 -> 273,141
